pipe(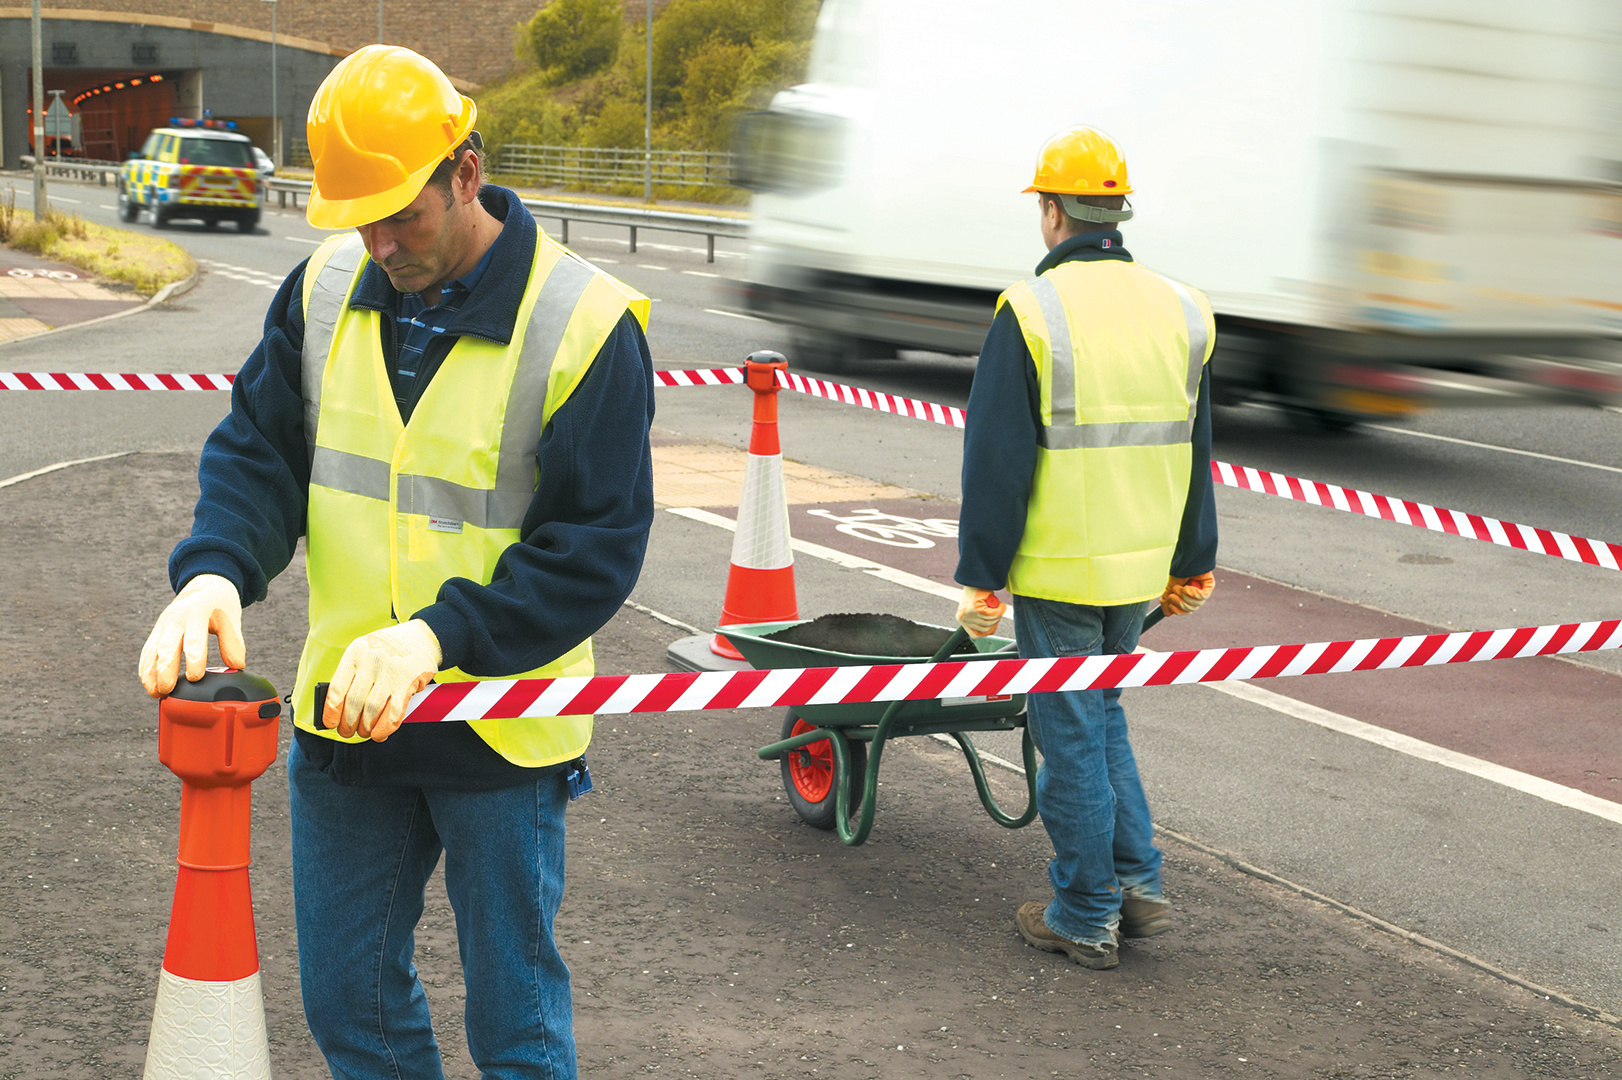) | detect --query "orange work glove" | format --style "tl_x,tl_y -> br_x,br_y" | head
1159,572 -> 1215,617
323,620 -> 443,742
138,574 -> 246,698
955,586 -> 1007,638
